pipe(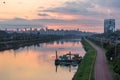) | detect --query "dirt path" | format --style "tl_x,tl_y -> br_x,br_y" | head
86,39 -> 113,80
